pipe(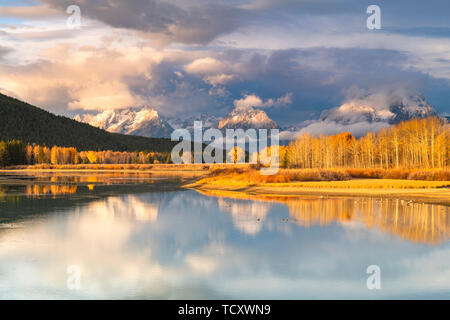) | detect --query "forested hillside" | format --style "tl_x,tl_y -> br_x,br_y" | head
0,93 -> 177,152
